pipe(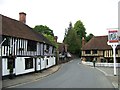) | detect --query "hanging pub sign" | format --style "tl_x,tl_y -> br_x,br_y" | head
108,30 -> 119,43
107,29 -> 119,76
